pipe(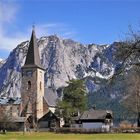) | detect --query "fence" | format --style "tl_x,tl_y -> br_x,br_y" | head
54,127 -> 109,134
